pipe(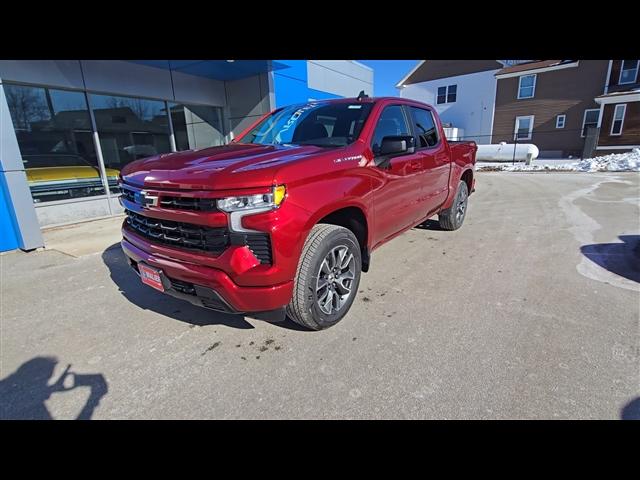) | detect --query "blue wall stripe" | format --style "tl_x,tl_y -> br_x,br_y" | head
273,60 -> 341,107
0,173 -> 20,252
